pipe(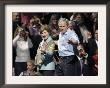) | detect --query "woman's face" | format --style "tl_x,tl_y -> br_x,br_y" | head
52,18 -> 57,25
51,16 -> 58,25
41,30 -> 49,39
